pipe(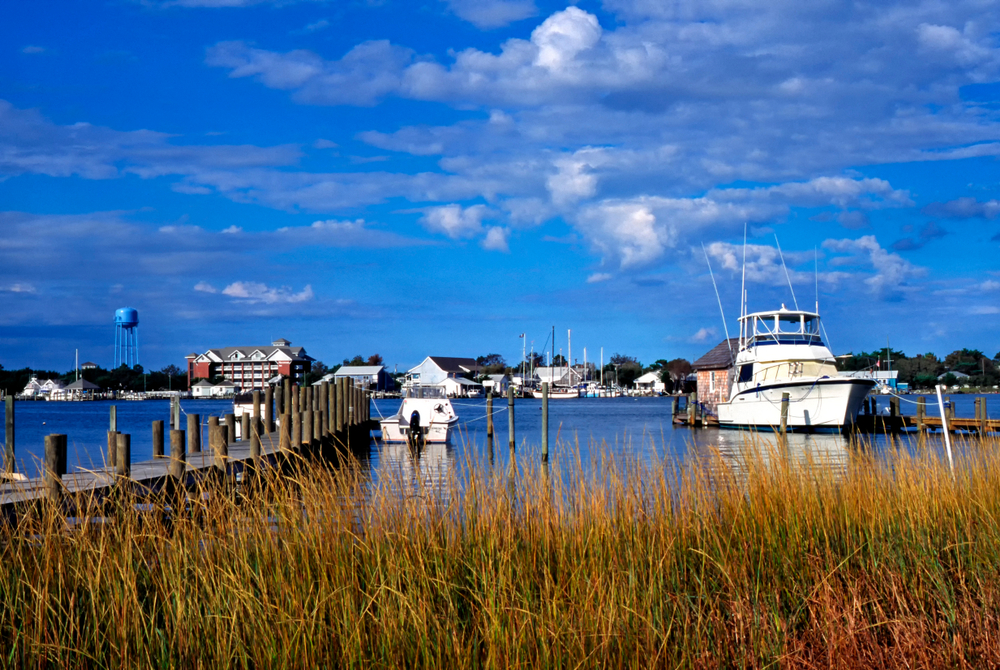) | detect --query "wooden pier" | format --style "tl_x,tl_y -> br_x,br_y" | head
671,392 -> 1000,435
0,378 -> 375,512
